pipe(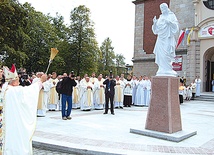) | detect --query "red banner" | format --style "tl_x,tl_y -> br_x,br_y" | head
172,56 -> 182,71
